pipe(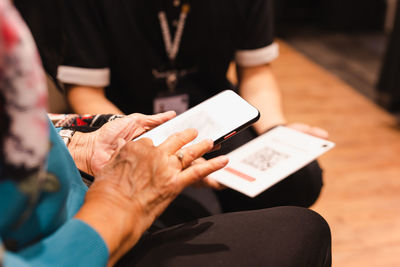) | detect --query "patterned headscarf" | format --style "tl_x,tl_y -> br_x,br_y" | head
0,0 -> 49,183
